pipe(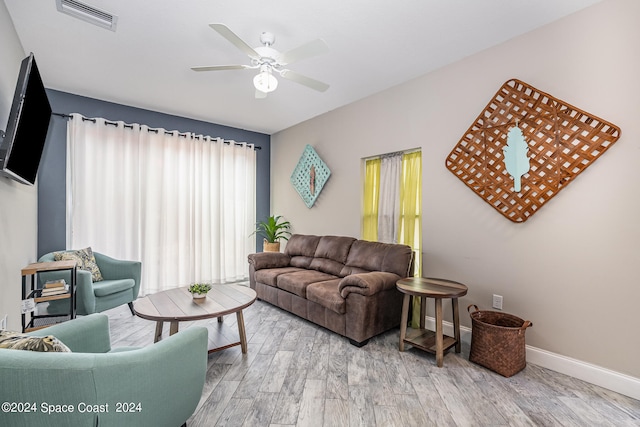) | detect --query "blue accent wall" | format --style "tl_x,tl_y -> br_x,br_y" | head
38,89 -> 270,256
